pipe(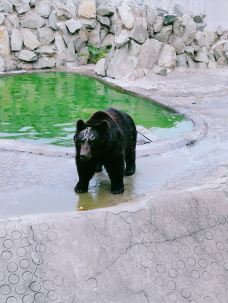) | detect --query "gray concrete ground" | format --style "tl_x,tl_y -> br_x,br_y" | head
1,67 -> 228,302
